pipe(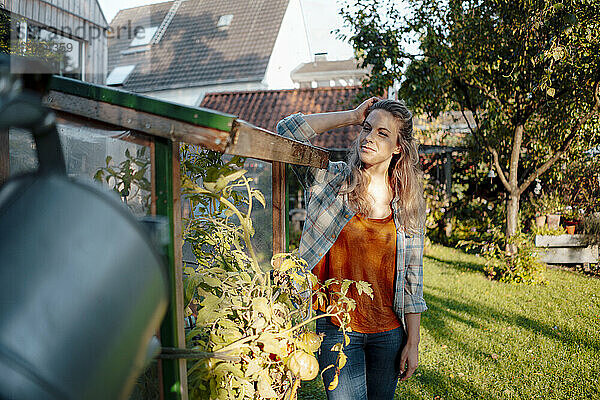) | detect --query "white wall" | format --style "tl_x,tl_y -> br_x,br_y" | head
263,0 -> 311,89
146,80 -> 266,106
